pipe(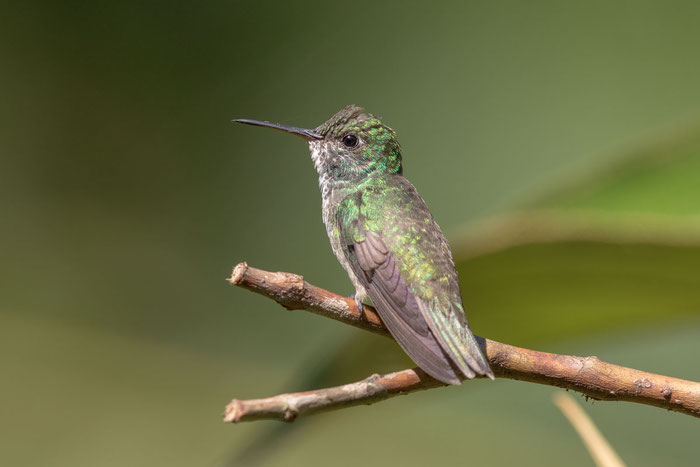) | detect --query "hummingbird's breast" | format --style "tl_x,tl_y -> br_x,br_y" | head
308,141 -> 369,300
308,140 -> 340,232
322,186 -> 369,301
